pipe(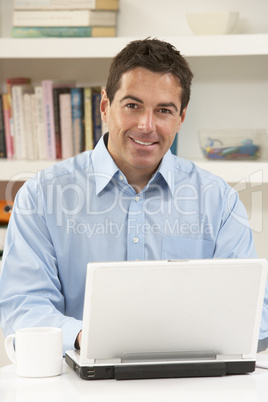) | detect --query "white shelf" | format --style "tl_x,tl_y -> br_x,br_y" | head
194,159 -> 268,184
0,34 -> 268,59
0,160 -> 57,182
0,158 -> 267,184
